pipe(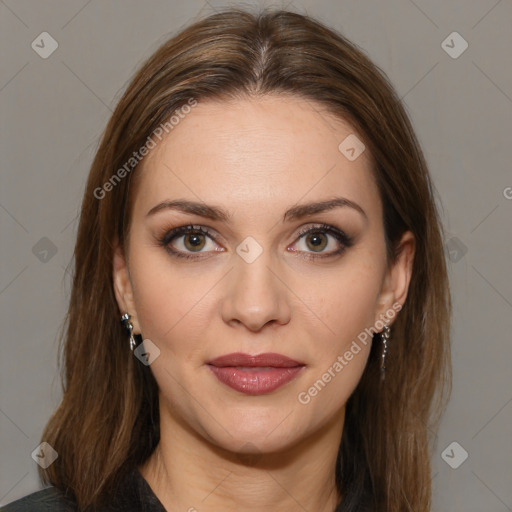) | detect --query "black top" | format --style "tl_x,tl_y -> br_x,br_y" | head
0,468 -> 167,512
